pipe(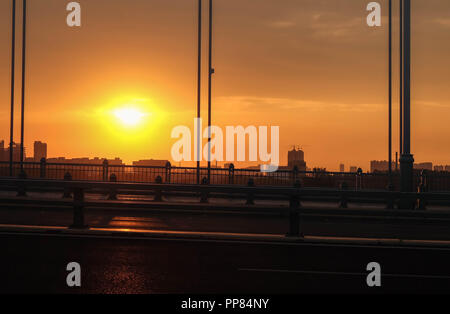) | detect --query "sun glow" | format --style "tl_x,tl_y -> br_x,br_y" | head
95,96 -> 168,149
113,108 -> 147,126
